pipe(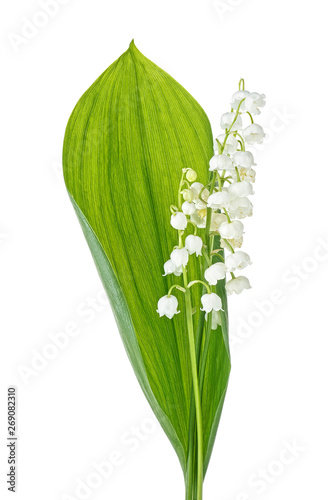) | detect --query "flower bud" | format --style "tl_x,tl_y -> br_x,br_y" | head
186,169 -> 197,182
